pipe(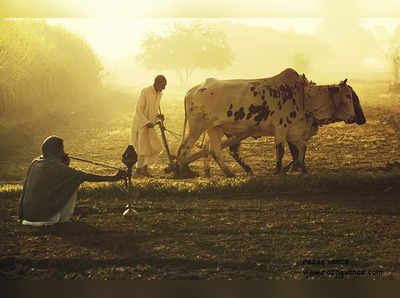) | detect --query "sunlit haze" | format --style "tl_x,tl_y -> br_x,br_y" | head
4,0 -> 400,86
42,16 -> 400,86
45,17 -> 400,56
45,18 -> 327,60
12,0 -> 400,18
